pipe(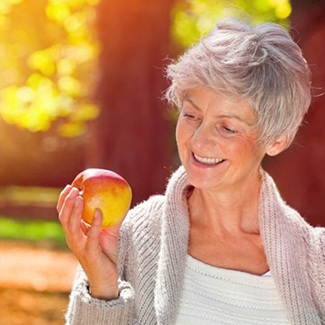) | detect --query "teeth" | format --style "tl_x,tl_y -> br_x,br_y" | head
194,154 -> 224,165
